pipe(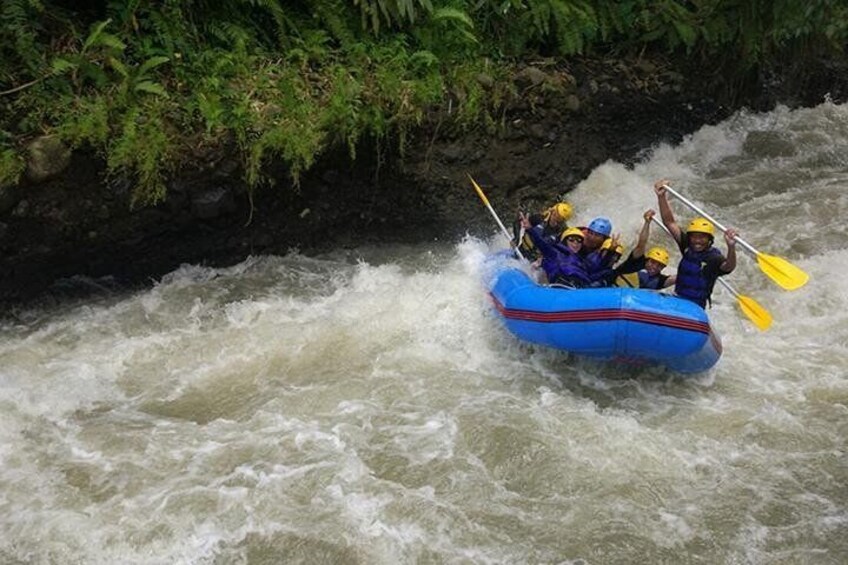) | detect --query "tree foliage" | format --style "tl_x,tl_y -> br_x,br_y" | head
0,0 -> 846,202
